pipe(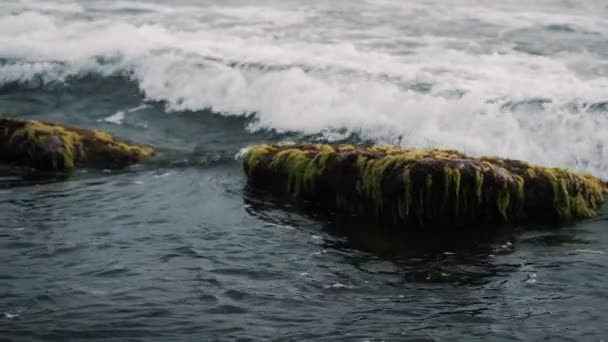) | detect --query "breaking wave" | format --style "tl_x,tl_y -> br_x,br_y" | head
1,2 -> 608,176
